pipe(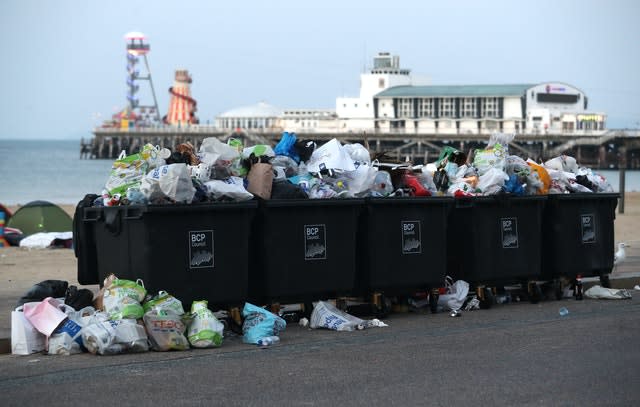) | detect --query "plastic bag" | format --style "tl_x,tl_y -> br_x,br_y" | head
204,177 -> 254,201
82,319 -> 149,355
199,137 -> 241,166
309,301 -> 365,331
140,163 -> 196,203
585,285 -> 632,300
243,144 -> 276,159
274,132 -> 300,163
104,150 -> 149,197
48,318 -> 84,355
16,279 -> 68,308
343,143 -> 371,165
187,300 -> 224,348
241,303 -> 286,344
307,138 -> 356,173
344,164 -> 378,197
437,277 -> 469,311
526,159 -> 551,194
22,297 -> 69,336
143,291 -> 185,316
143,309 -> 190,351
102,278 -> 147,320
477,167 -> 509,195
473,143 -> 506,176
